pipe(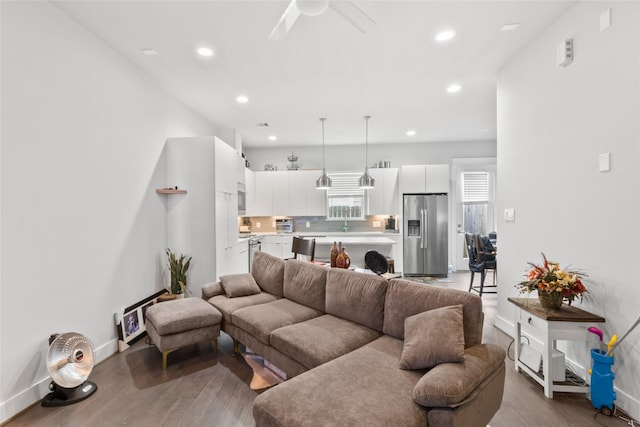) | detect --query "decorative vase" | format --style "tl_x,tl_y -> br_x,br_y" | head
342,248 -> 351,269
538,291 -> 563,310
336,249 -> 345,269
330,242 -> 338,268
